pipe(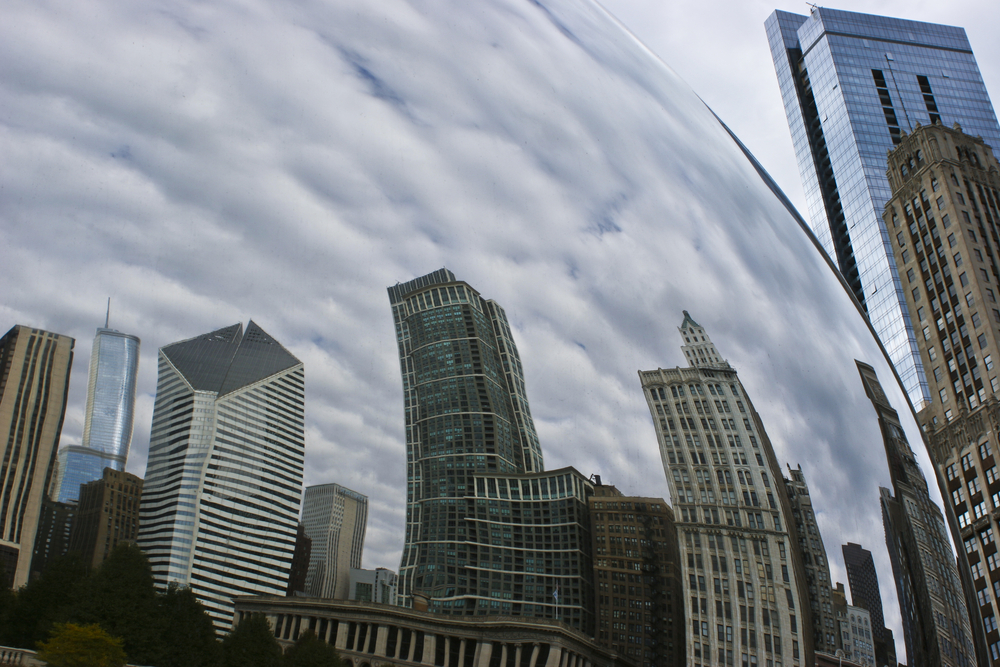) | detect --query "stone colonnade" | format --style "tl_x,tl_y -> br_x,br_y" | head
261,612 -> 594,667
